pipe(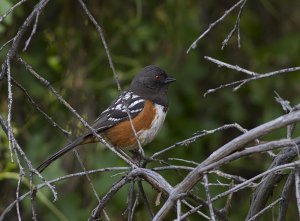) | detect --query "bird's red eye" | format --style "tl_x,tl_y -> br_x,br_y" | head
155,75 -> 160,80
